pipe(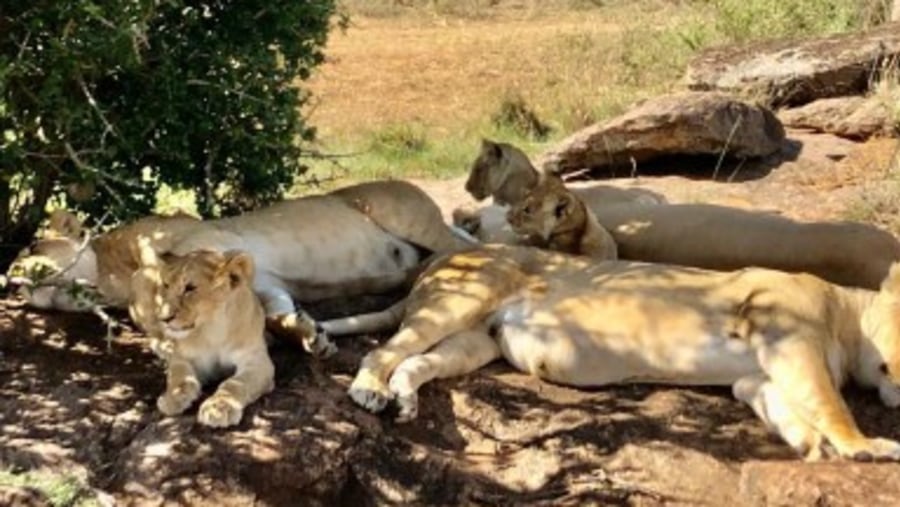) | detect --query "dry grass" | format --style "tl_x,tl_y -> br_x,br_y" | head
299,0 -> 886,187
301,1 -> 703,184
